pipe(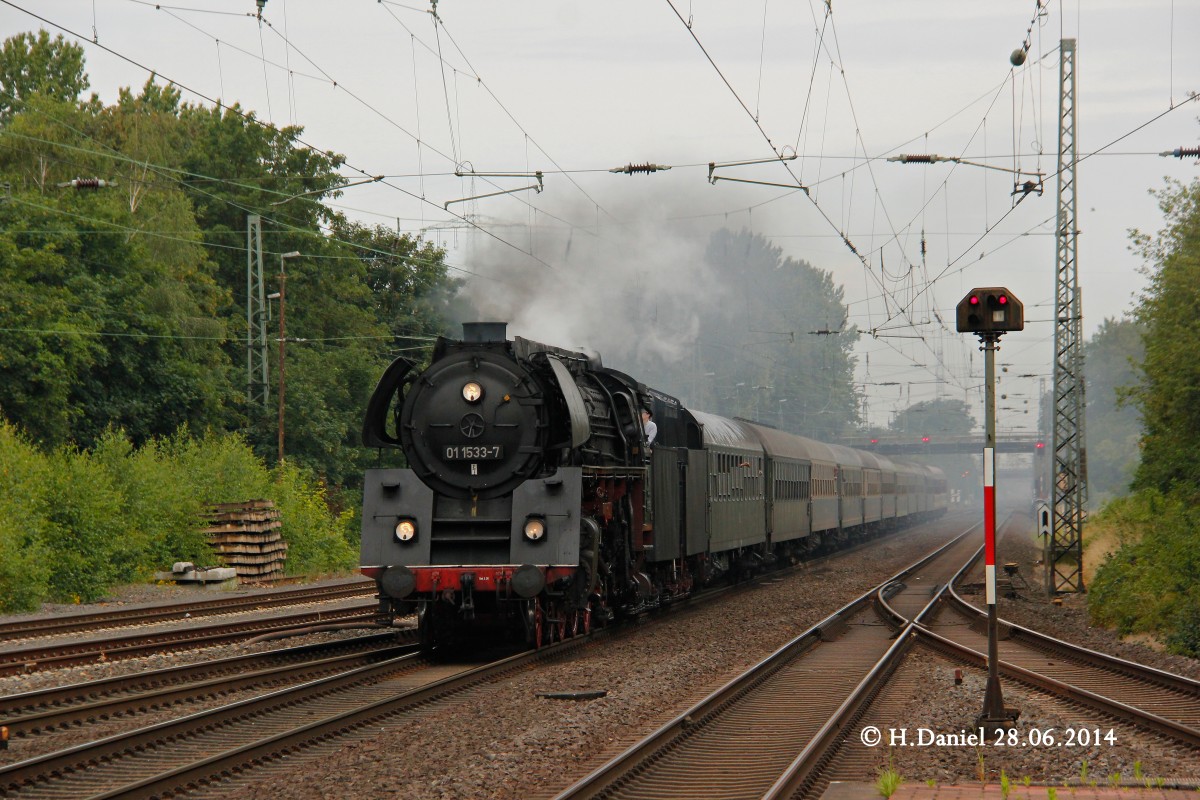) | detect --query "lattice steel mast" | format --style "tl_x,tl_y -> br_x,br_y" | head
246,214 -> 270,407
1049,39 -> 1087,593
